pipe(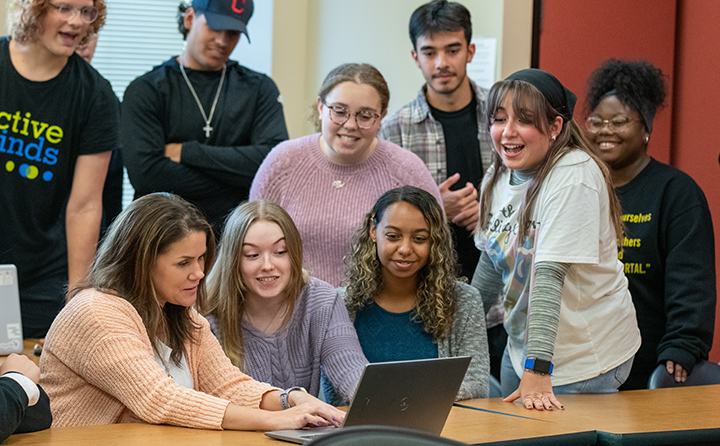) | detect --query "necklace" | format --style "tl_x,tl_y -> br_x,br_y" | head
178,61 -> 227,138
245,303 -> 287,335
